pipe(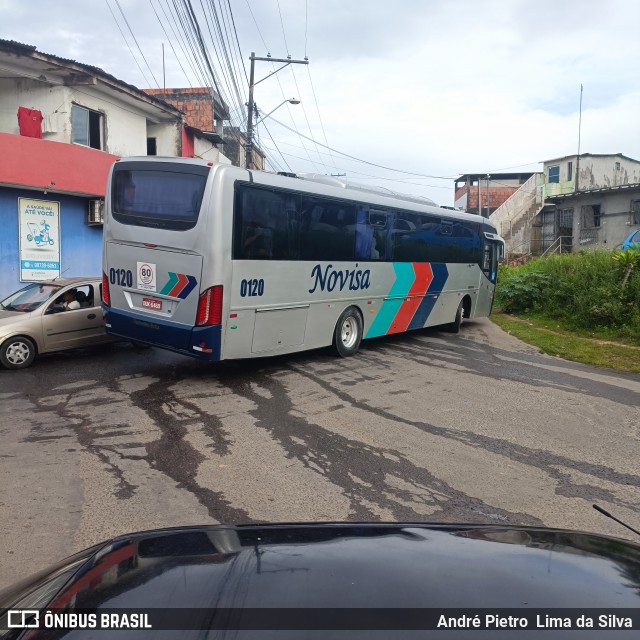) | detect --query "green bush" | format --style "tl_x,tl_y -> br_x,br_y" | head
495,271 -> 551,313
496,250 -> 640,341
